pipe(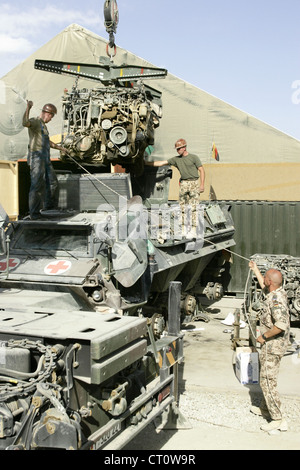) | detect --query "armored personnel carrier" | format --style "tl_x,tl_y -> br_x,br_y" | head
0,165 -> 235,450
0,1 -> 235,450
0,167 -> 235,327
